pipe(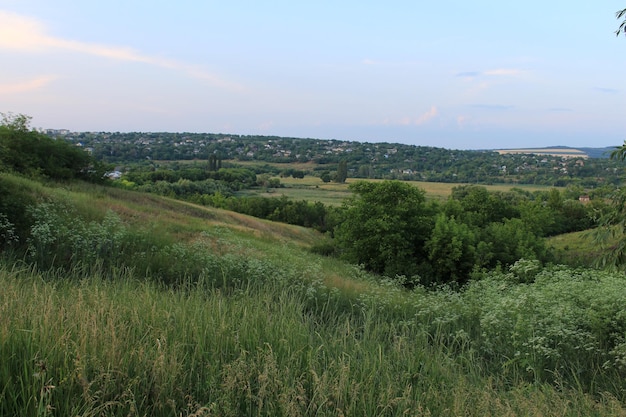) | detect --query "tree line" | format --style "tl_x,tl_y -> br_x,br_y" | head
1,113 -> 623,286
56,130 -> 625,187
0,113 -> 108,182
